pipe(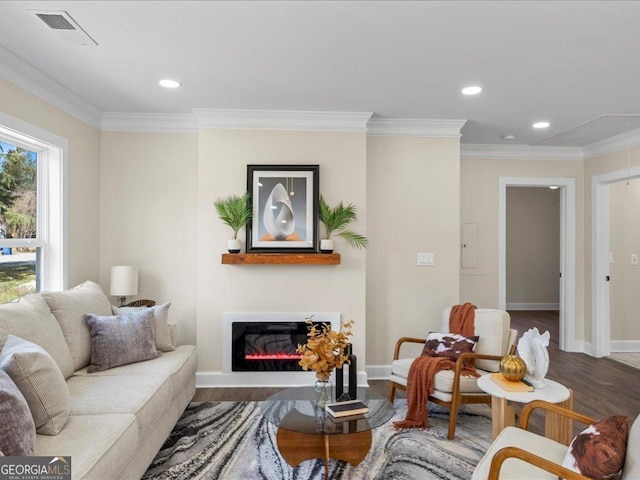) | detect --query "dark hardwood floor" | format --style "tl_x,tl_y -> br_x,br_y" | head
194,310 -> 640,436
